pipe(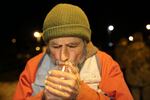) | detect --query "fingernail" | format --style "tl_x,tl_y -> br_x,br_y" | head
68,68 -> 72,73
48,71 -> 52,75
